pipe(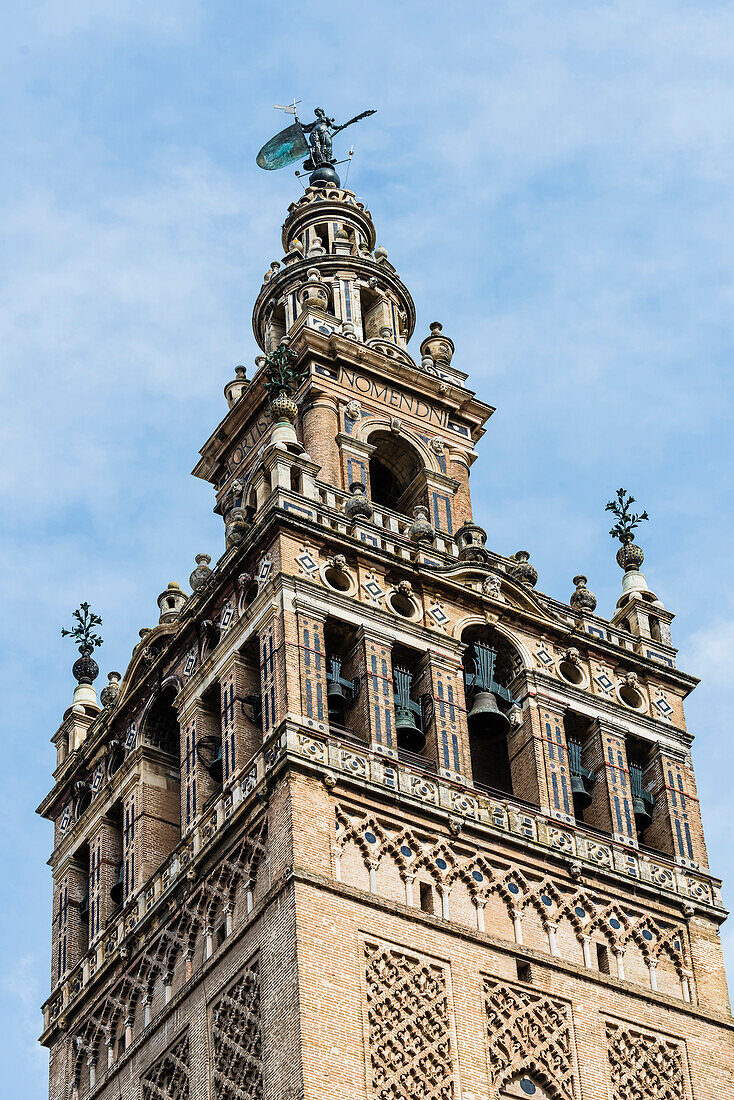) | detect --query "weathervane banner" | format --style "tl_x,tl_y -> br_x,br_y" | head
256,123 -> 309,170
